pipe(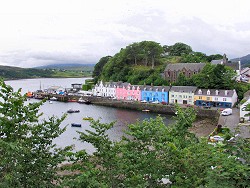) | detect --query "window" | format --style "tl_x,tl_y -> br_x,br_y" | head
223,98 -> 227,101
199,96 -> 202,99
179,95 -> 182,98
189,96 -> 192,99
215,97 -> 218,101
206,97 -> 210,100
171,95 -> 174,97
